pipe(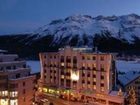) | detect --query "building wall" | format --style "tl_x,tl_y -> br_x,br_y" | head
39,47 -> 125,105
0,54 -> 36,105
9,76 -> 36,105
40,47 -> 115,94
